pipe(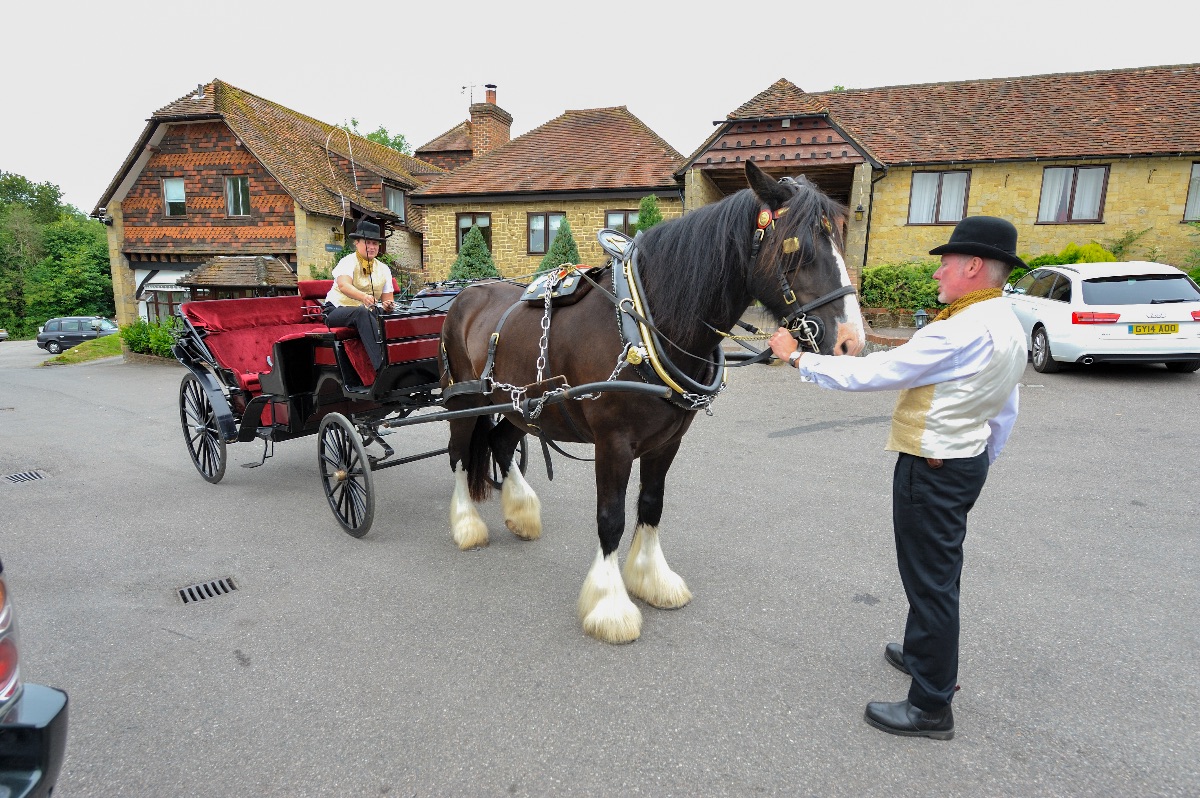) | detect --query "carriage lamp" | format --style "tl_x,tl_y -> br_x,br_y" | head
914,308 -> 929,329
854,203 -> 864,221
